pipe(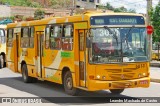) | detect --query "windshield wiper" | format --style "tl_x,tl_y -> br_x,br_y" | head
123,25 -> 135,49
104,26 -> 118,46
